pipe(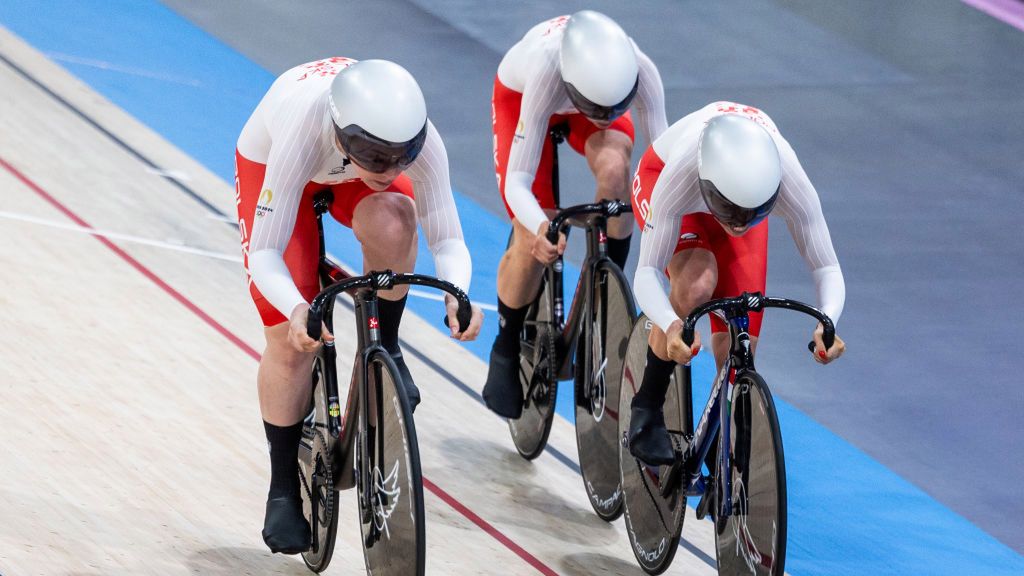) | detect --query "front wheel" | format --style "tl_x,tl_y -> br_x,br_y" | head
618,316 -> 686,574
357,352 -> 425,576
713,370 -> 787,576
575,260 -> 636,521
